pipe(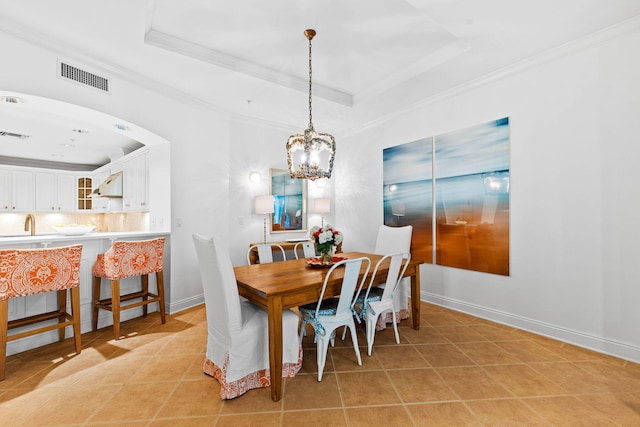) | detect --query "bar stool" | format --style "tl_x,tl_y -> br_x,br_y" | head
92,237 -> 166,339
0,244 -> 83,380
